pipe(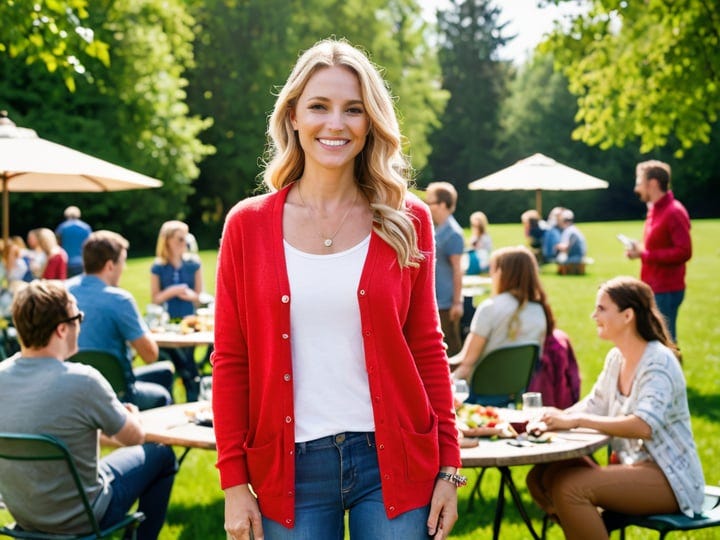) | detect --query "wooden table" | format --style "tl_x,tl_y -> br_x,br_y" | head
149,331 -> 214,349
460,409 -> 609,540
140,403 -> 608,538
